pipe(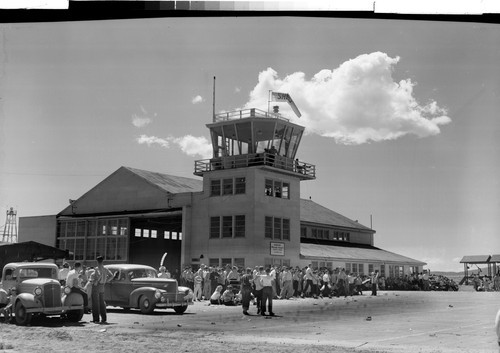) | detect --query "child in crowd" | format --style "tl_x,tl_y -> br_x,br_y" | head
221,285 -> 236,306
210,285 -> 223,305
